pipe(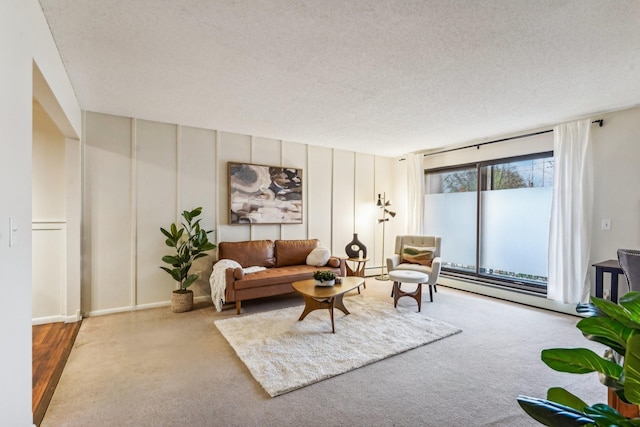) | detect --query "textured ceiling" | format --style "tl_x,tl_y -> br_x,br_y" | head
39,0 -> 640,157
